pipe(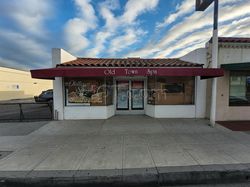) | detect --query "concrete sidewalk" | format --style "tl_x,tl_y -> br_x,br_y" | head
1,116 -> 250,186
